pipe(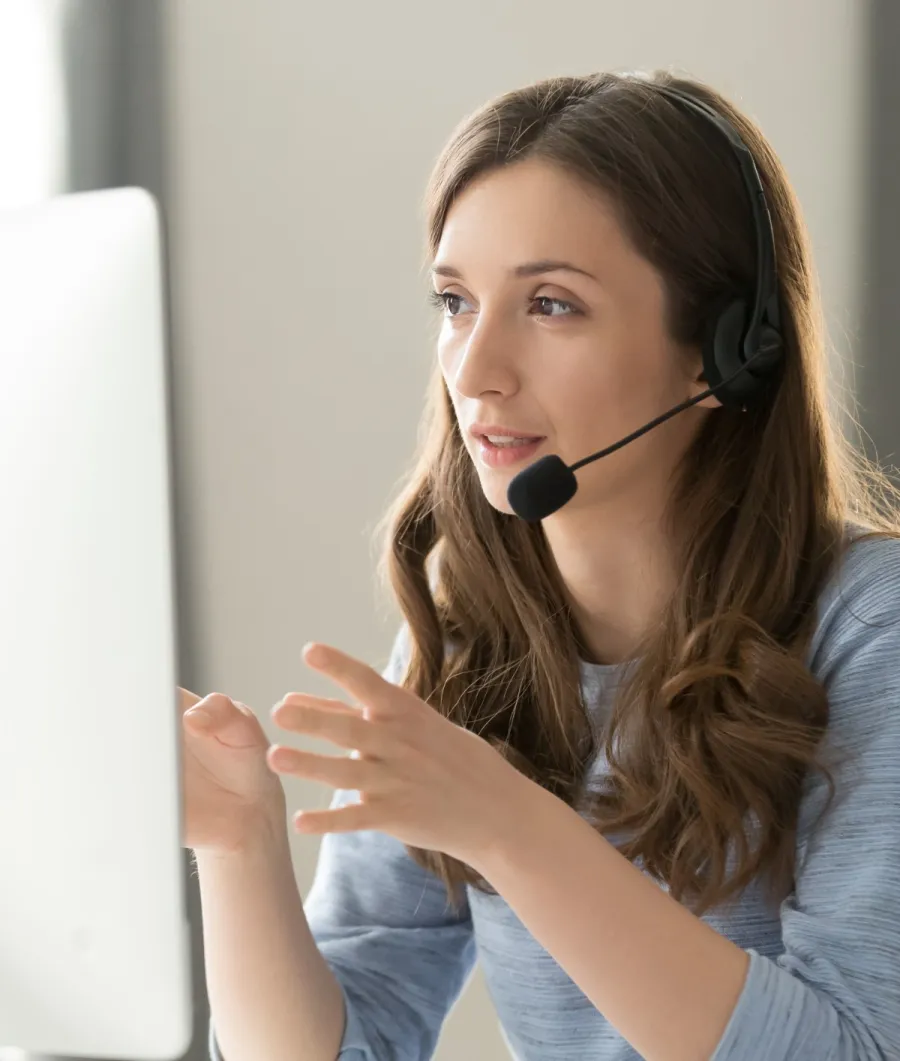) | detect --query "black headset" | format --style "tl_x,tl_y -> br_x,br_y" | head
506,84 -> 786,522
654,84 -> 784,406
